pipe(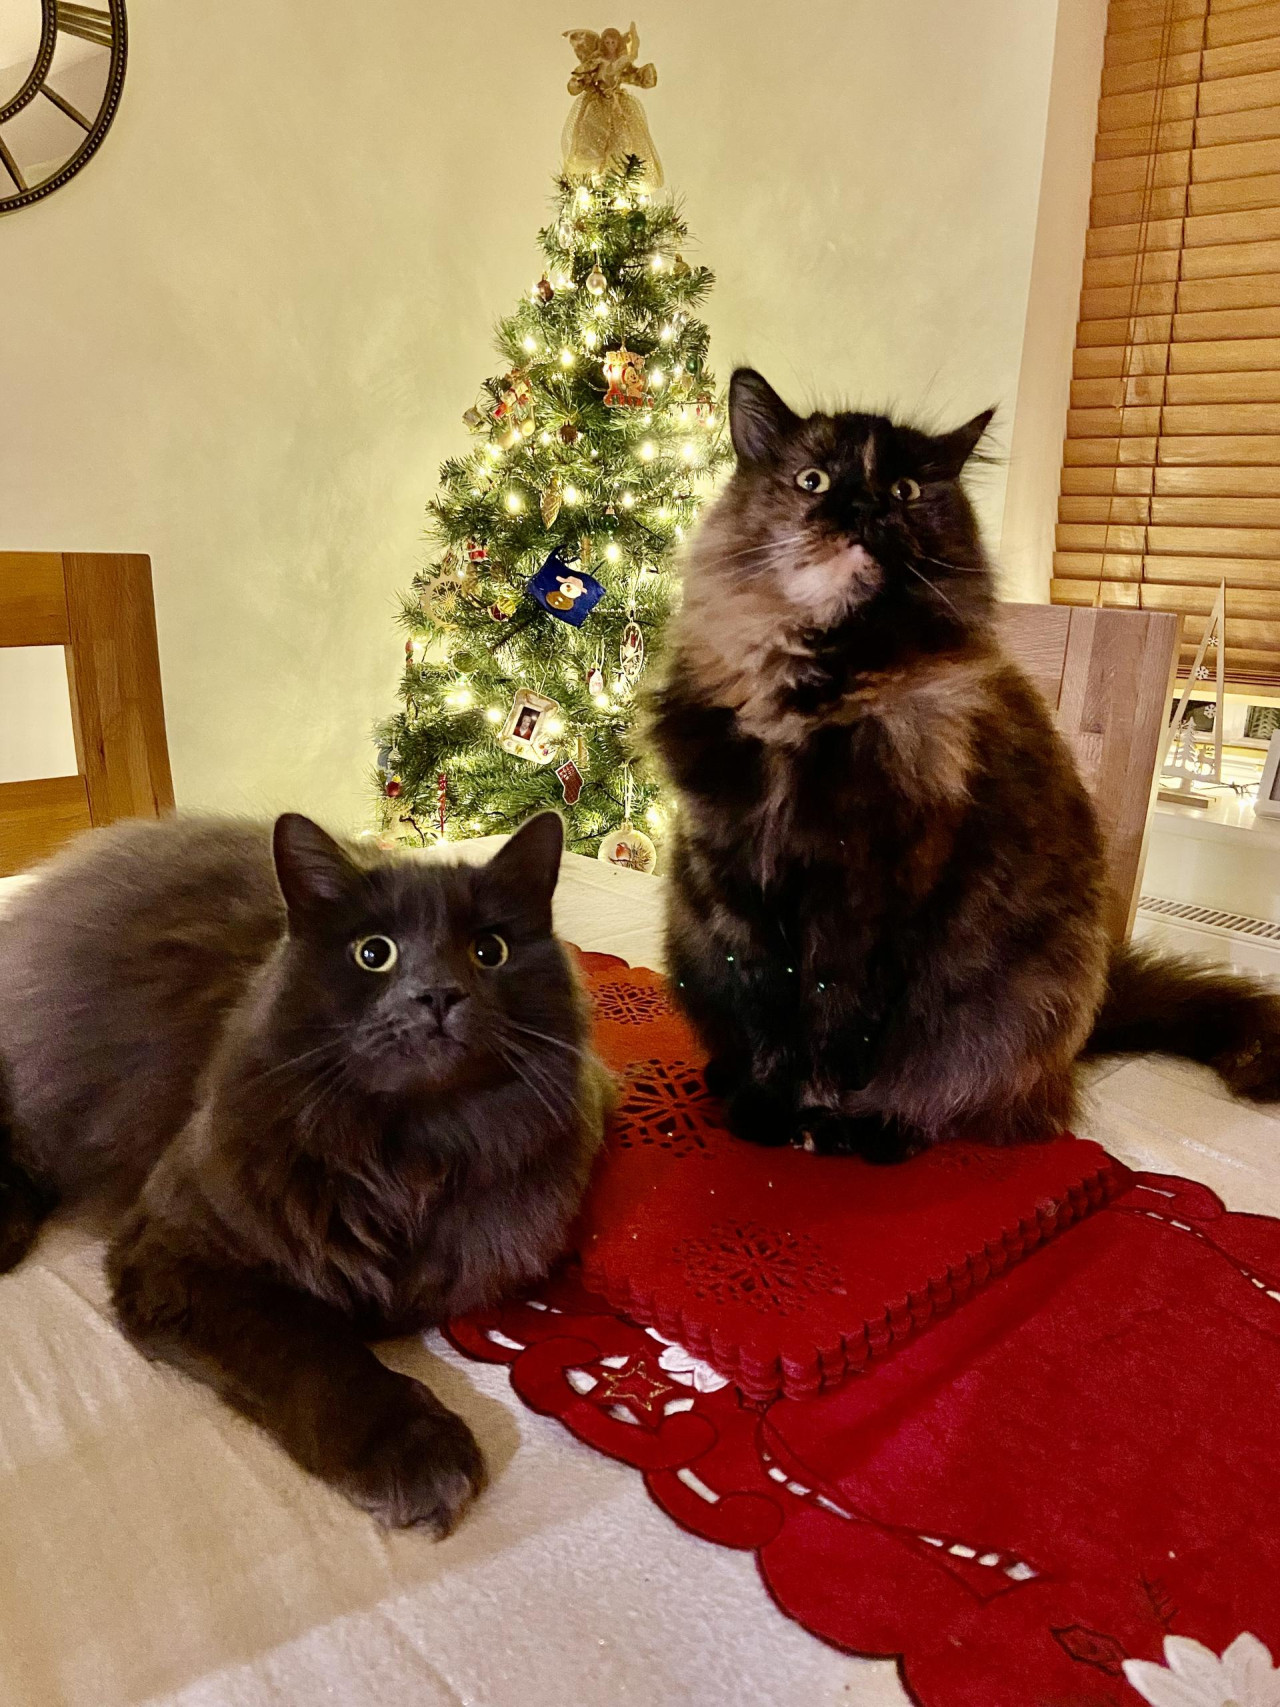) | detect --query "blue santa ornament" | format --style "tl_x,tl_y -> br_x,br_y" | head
527,548 -> 606,628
